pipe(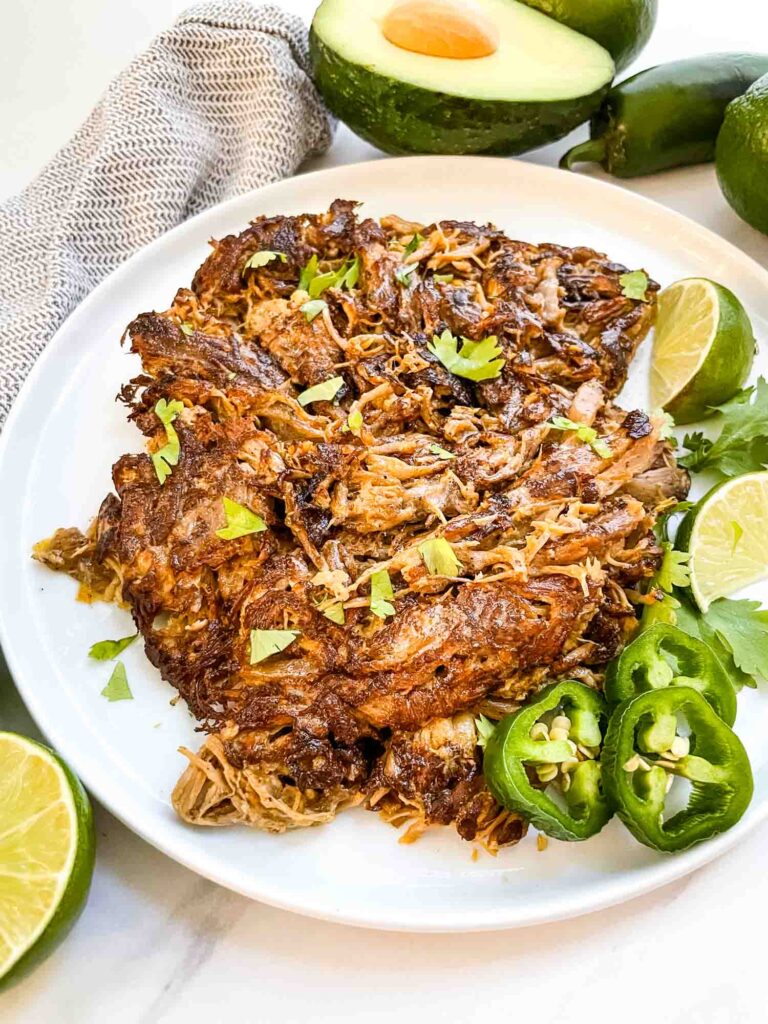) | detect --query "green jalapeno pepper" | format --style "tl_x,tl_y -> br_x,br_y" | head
561,53 -> 768,178
601,687 -> 753,853
483,680 -> 613,841
604,623 -> 737,726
